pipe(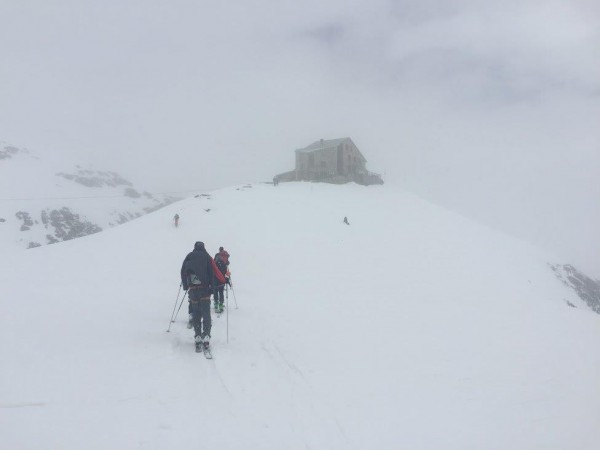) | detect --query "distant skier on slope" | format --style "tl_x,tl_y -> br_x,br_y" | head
181,241 -> 225,352
213,247 -> 231,313
173,213 -> 180,227
343,216 -> 350,225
